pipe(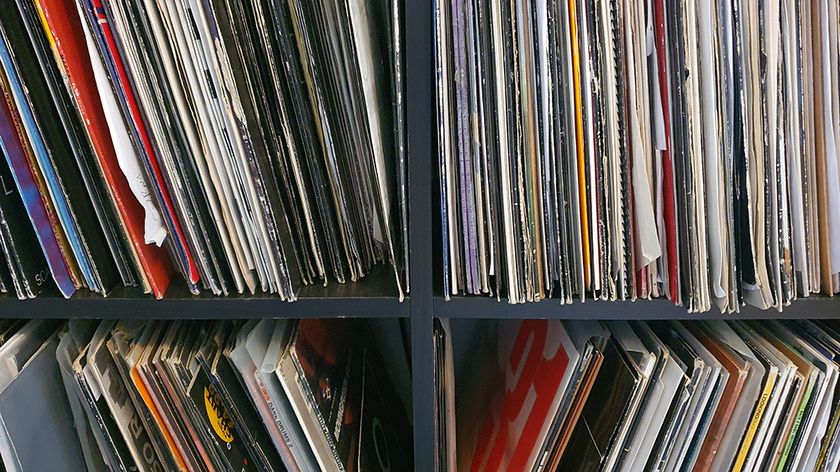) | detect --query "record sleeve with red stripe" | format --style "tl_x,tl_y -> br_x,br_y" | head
653,0 -> 680,303
37,0 -> 173,298
84,0 -> 199,287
